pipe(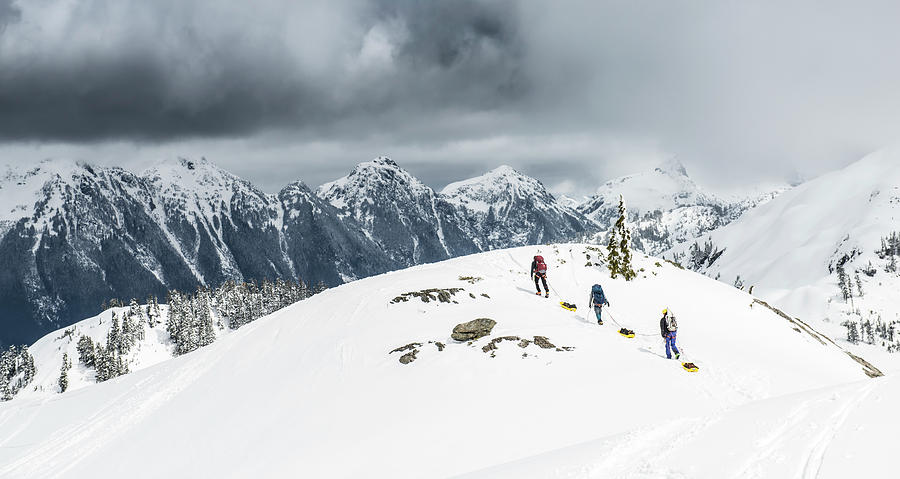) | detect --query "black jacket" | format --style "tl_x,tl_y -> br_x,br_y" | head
660,314 -> 668,338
